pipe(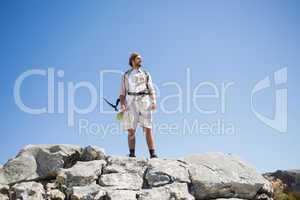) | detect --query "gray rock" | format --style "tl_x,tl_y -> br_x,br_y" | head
137,182 -> 194,200
145,158 -> 190,187
44,181 -> 65,200
105,189 -> 137,200
0,183 -> 9,200
0,154 -> 38,185
99,172 -> 143,190
80,145 -> 106,161
0,184 -> 9,194
11,181 -> 45,200
46,189 -> 65,200
103,156 -> 147,176
183,152 -> 272,200
45,182 -> 57,191
56,160 -> 106,187
0,193 -> 9,200
264,169 -> 300,197
70,183 -> 106,200
0,144 -> 82,185
99,156 -> 146,190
